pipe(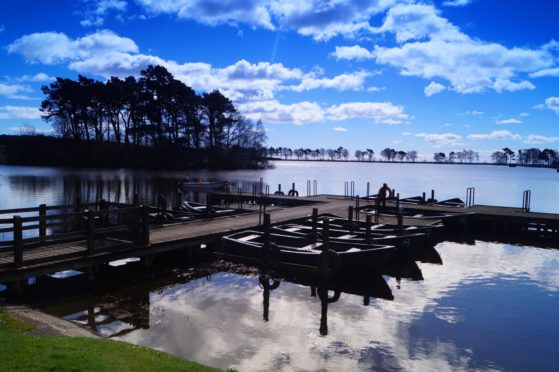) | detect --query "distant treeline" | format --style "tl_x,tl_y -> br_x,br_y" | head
33,65 -> 267,169
269,146 -> 559,167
